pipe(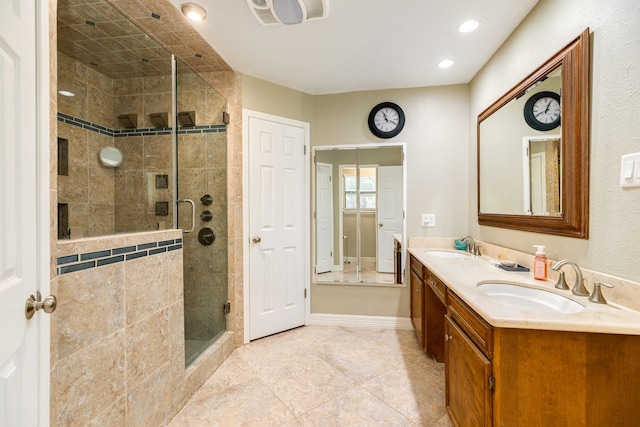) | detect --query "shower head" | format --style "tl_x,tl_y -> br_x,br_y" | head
149,112 -> 168,128
178,111 -> 196,127
118,114 -> 137,129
